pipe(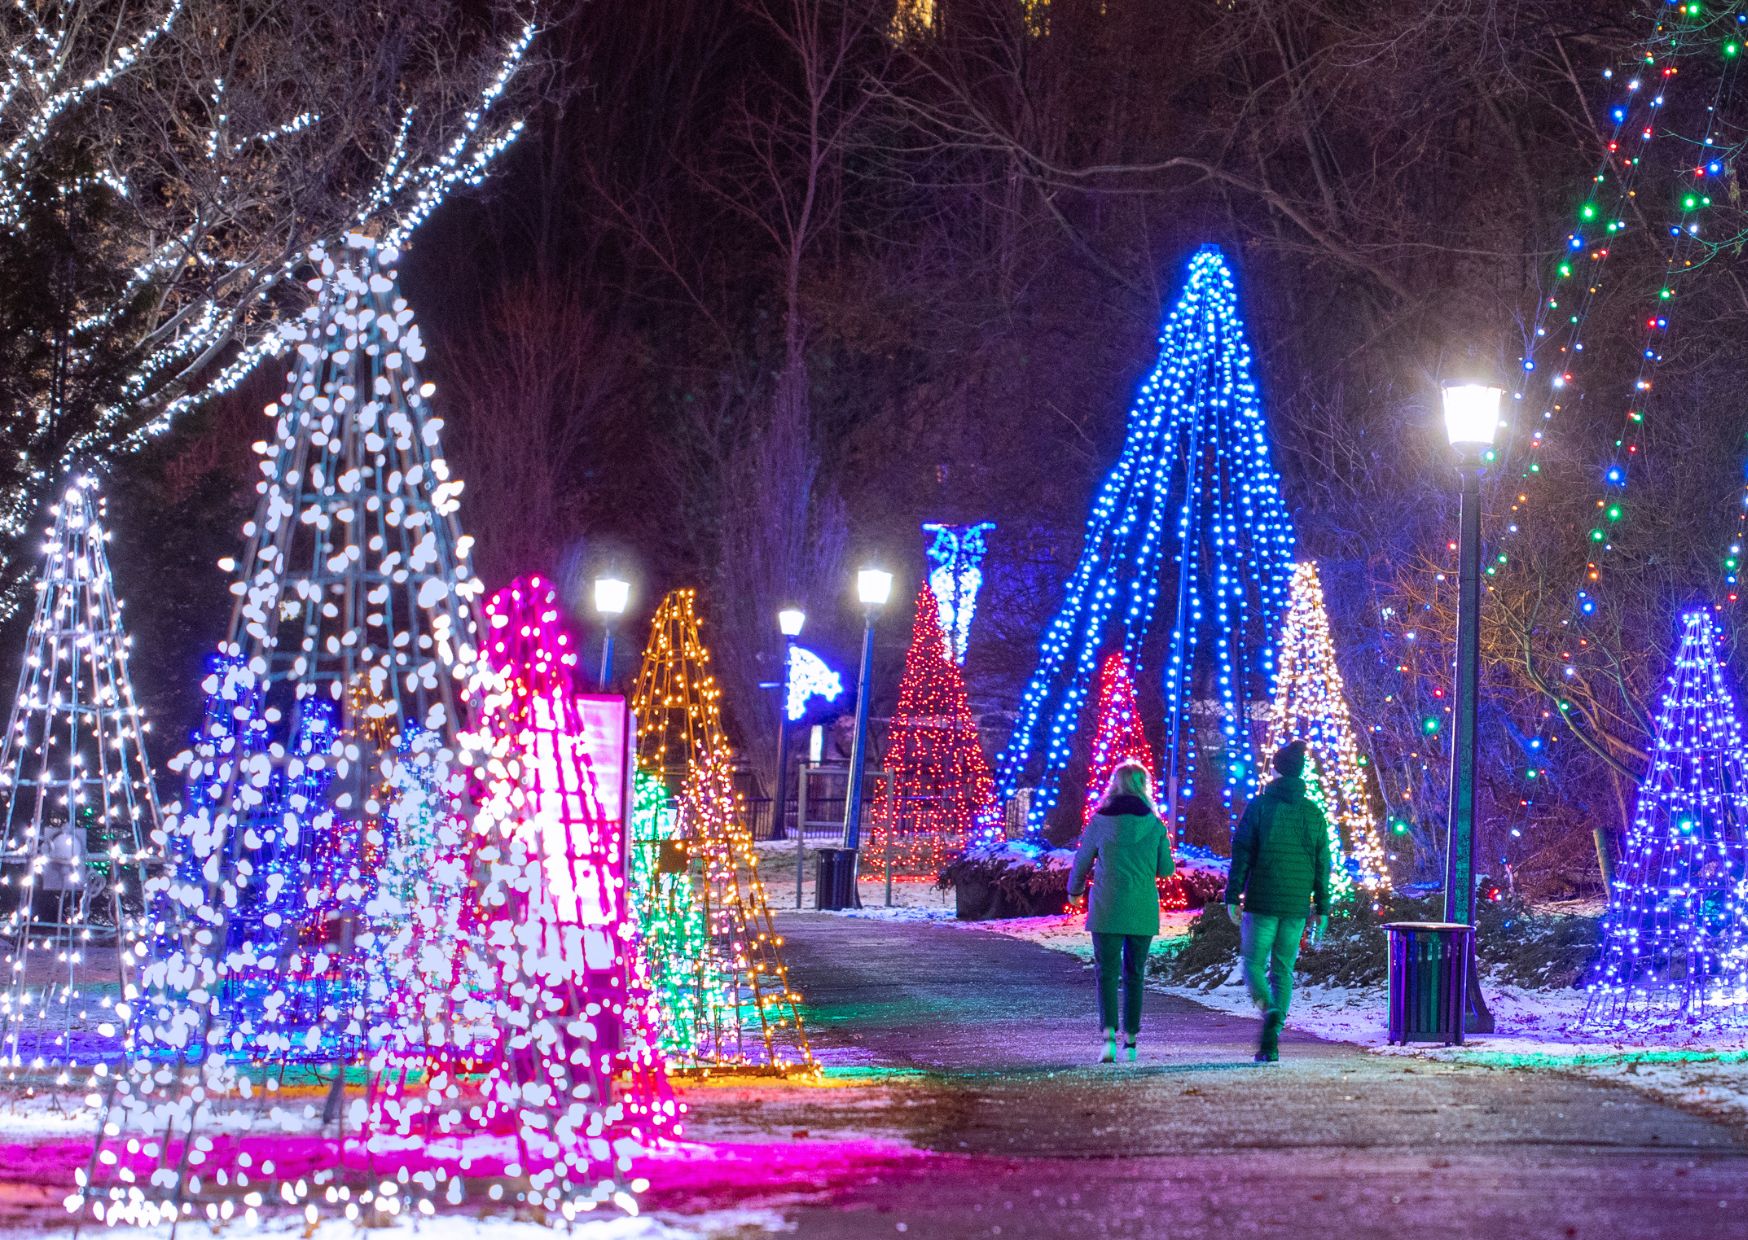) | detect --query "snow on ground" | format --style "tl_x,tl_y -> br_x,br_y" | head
876,905 -> 1748,1130
755,837 -> 956,915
